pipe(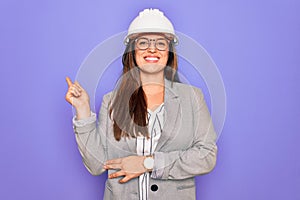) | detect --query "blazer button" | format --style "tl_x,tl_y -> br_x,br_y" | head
151,184 -> 158,192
